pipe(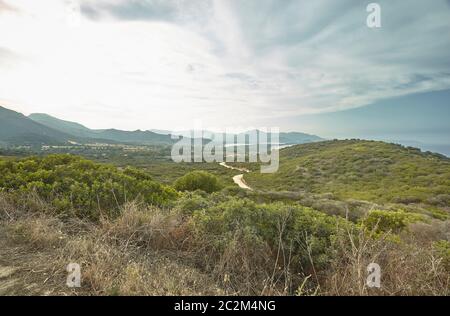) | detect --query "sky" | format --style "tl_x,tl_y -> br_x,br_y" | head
0,0 -> 450,135
278,89 -> 450,142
